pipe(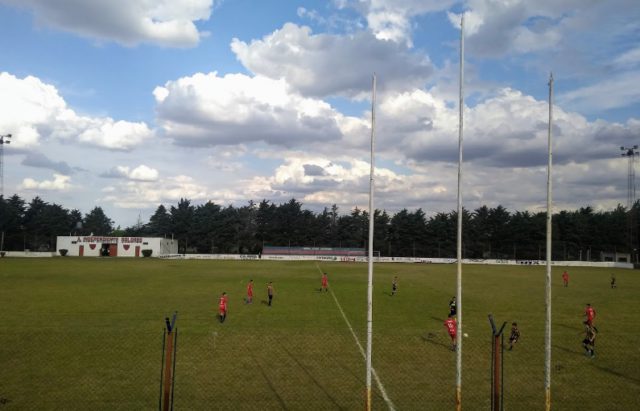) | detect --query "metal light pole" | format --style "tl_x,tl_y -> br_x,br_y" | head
621,146 -> 639,210
0,134 -> 12,198
621,146 -> 639,261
